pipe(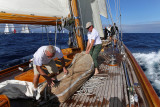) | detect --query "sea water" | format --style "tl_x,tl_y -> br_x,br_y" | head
0,33 -> 160,97
123,33 -> 160,97
0,33 -> 69,70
